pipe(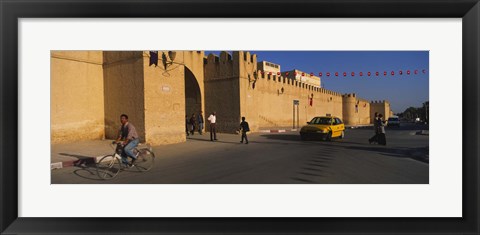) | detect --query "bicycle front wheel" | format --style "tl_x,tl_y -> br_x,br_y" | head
97,154 -> 121,180
135,149 -> 155,172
